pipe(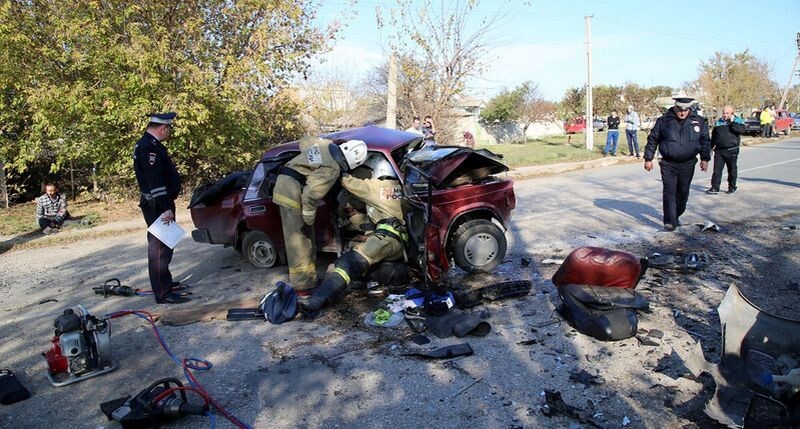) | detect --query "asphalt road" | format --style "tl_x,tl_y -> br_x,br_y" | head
0,138 -> 798,429
507,138 -> 800,257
